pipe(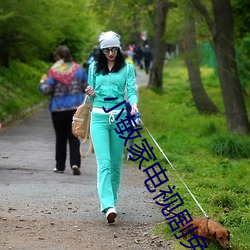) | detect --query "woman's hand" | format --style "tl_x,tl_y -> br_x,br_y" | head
85,86 -> 96,97
40,74 -> 47,83
131,103 -> 138,115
